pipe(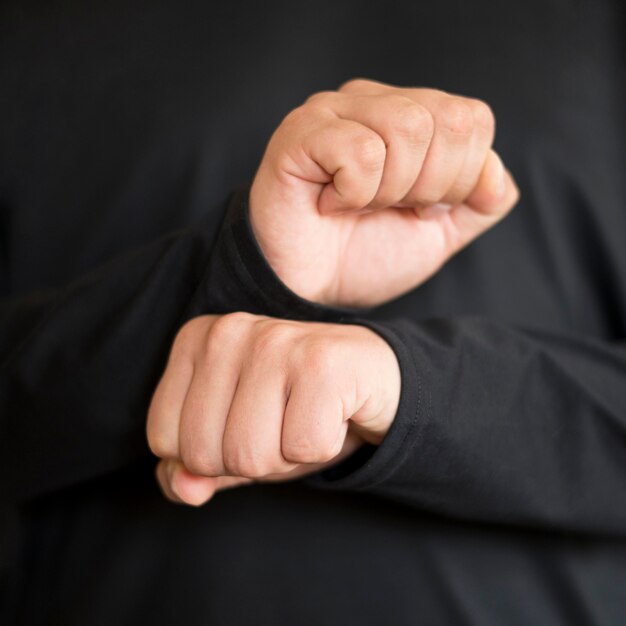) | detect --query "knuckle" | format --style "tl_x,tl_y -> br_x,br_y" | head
250,321 -> 291,362
337,77 -> 373,93
171,316 -> 208,359
443,186 -> 472,208
468,98 -> 495,132
223,310 -> 255,327
301,337 -> 337,380
448,179 -> 475,202
304,90 -> 334,106
423,193 -> 446,207
283,436 -> 319,464
147,433 -> 177,460
406,188 -> 442,208
392,99 -> 434,141
181,449 -> 213,477
206,312 -> 251,349
351,132 -> 386,171
437,98 -> 474,135
179,437 -> 218,476
223,449 -> 267,479
281,105 -> 311,130
283,431 -> 337,464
